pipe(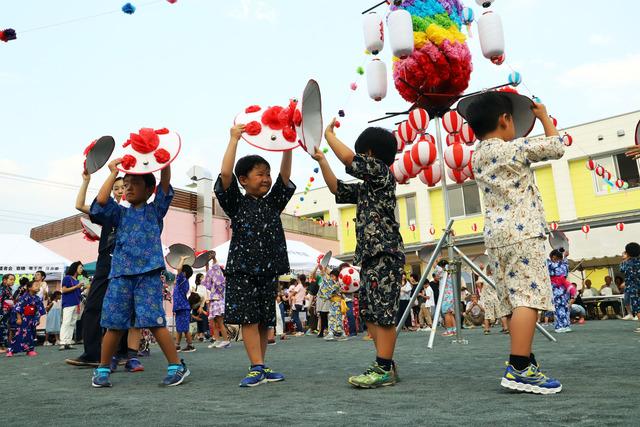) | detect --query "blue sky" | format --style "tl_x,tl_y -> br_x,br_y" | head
1,0 -> 638,234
